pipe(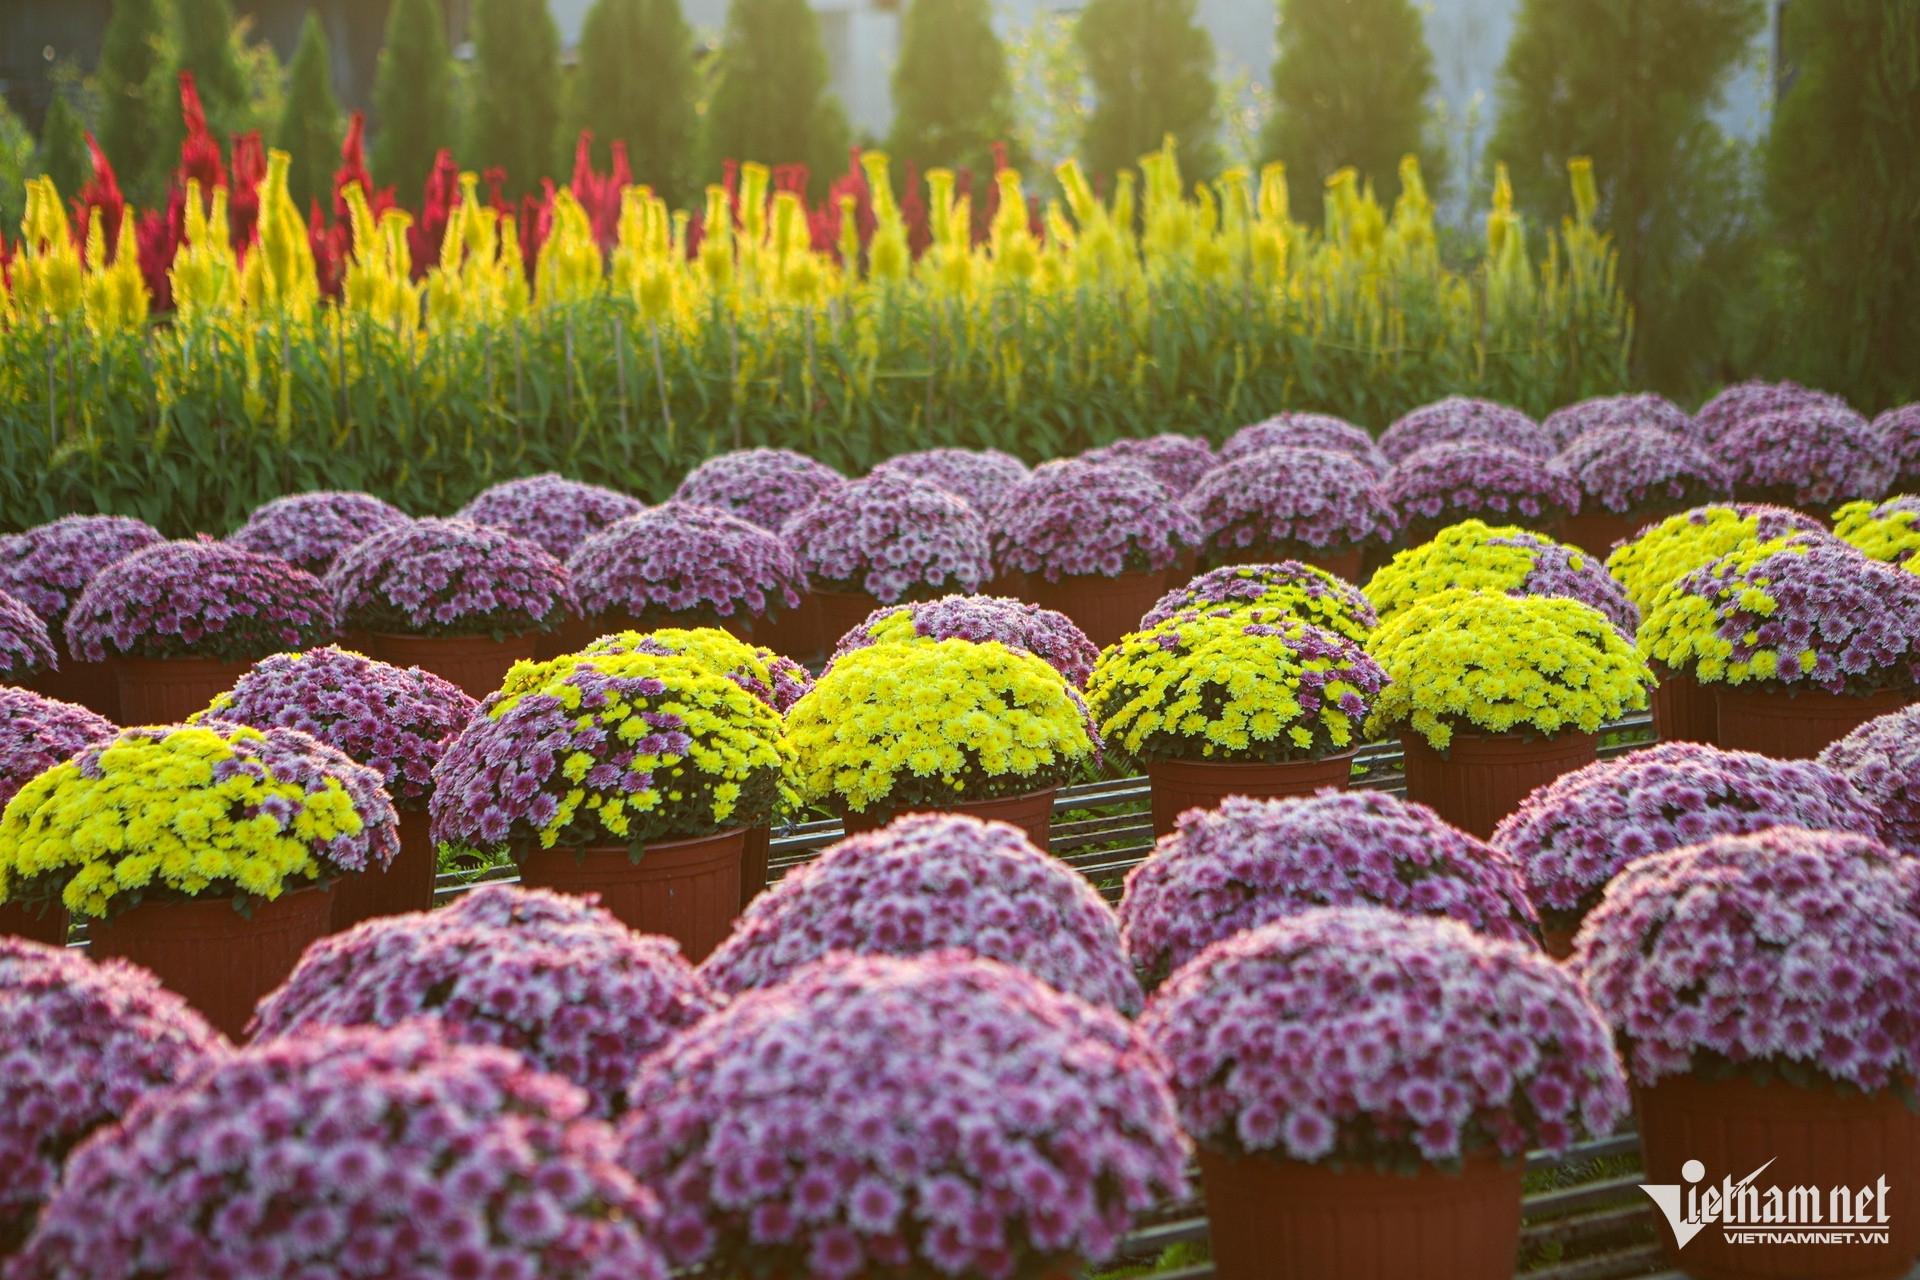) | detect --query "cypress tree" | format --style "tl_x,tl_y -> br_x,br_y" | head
96,0 -> 174,208
701,0 -> 850,197
561,0 -> 698,208
34,91 -> 91,203
887,0 -> 1021,179
275,11 -> 342,213
1487,0 -> 1763,392
1767,0 -> 1920,411
1262,0 -> 1443,224
173,0 -> 252,141
1076,0 -> 1220,186
371,0 -> 457,197
465,0 -> 561,199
